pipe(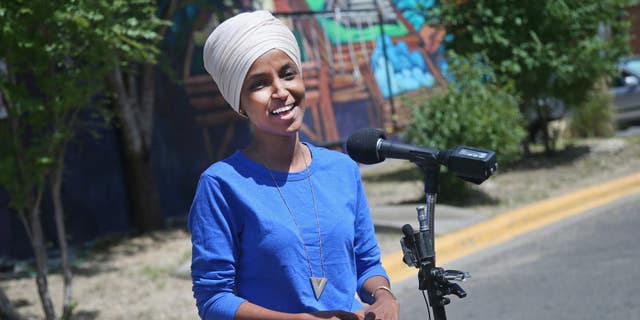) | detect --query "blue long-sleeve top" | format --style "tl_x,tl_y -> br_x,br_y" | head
188,143 -> 388,319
